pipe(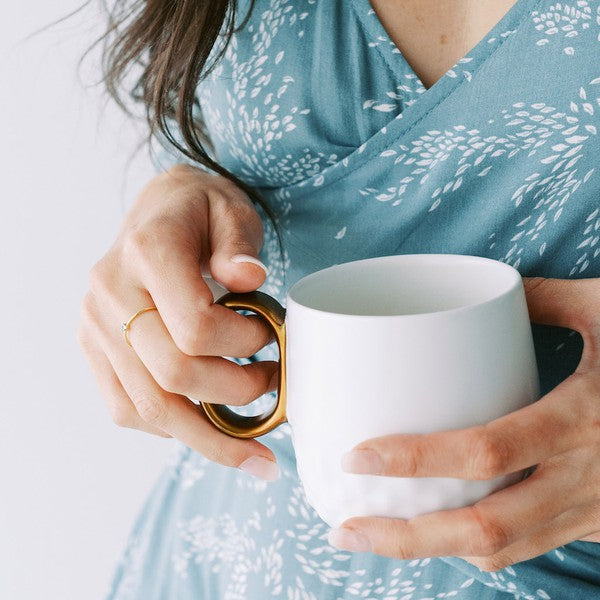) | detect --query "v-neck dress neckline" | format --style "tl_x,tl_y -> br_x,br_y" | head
353,0 -> 536,98
276,0 -> 544,199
